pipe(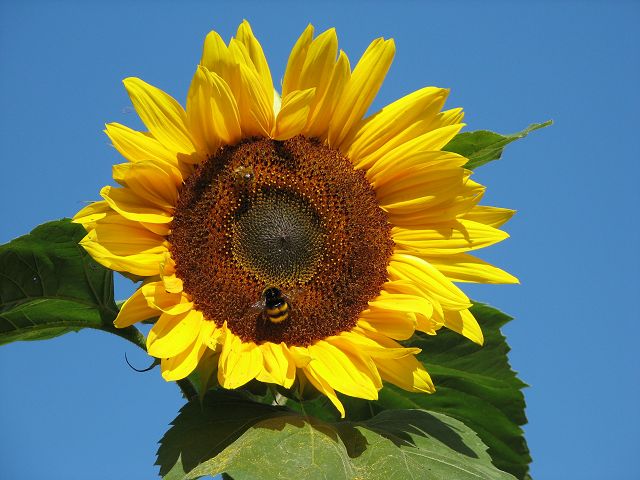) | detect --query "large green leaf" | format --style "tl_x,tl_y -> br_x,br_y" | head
0,219 -> 125,345
321,304 -> 530,479
444,120 -> 551,170
157,391 -> 516,480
